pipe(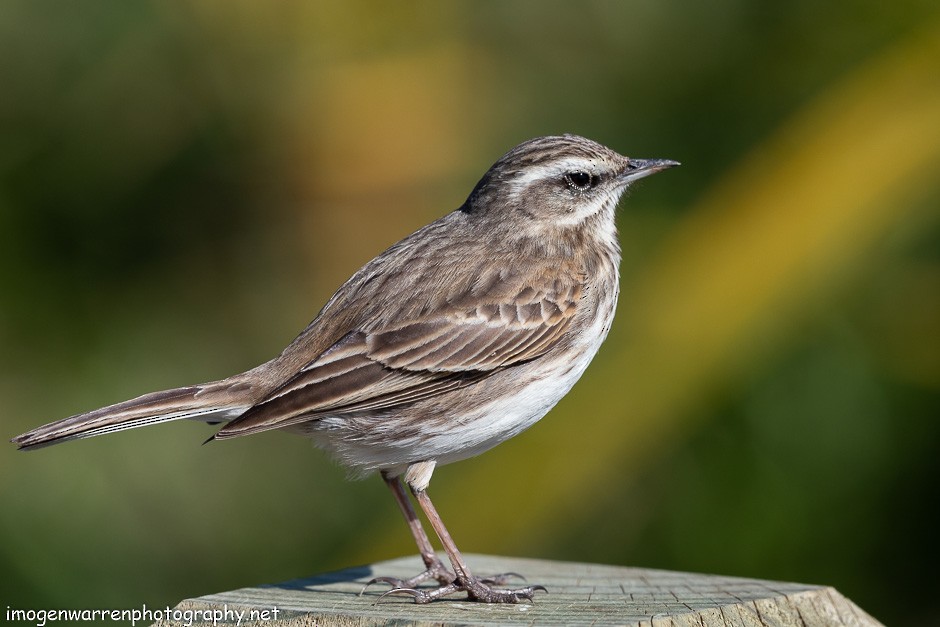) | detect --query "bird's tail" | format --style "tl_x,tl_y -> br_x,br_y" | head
11,377 -> 257,451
